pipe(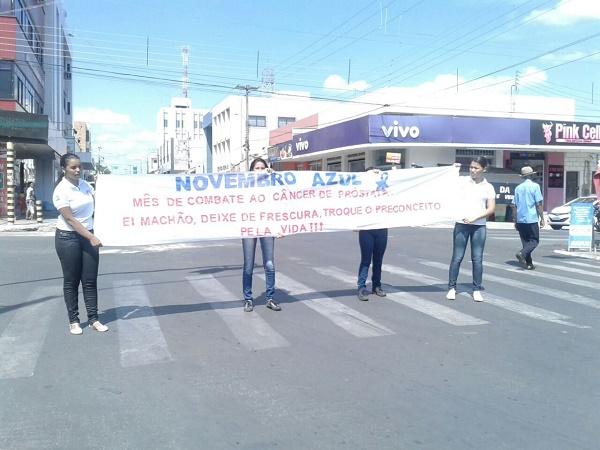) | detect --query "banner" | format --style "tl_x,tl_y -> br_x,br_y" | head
94,166 -> 461,246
